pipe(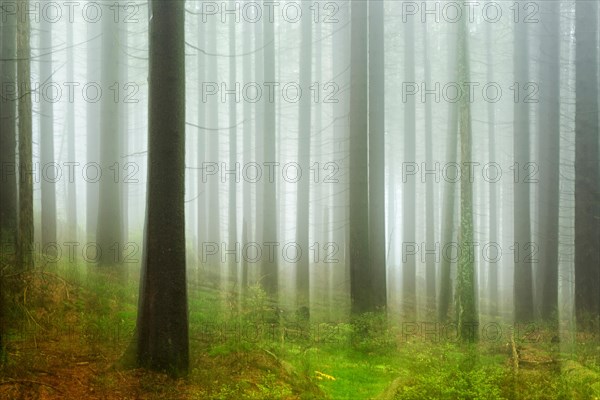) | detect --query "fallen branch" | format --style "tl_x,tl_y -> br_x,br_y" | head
563,360 -> 600,380
511,333 -> 519,371
0,379 -> 63,394
374,377 -> 404,400
519,359 -> 556,367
